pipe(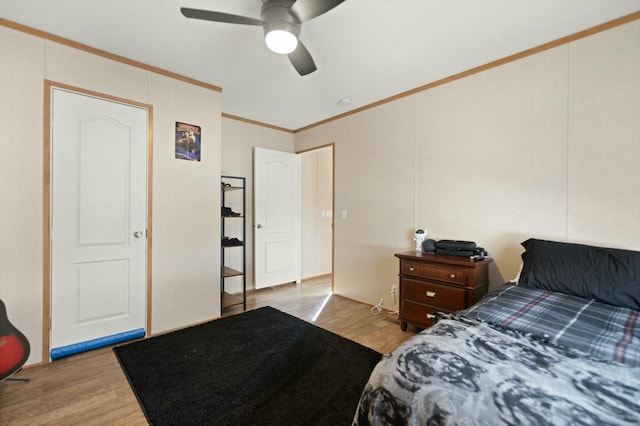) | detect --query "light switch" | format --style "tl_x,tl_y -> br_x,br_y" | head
342,209 -> 348,219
